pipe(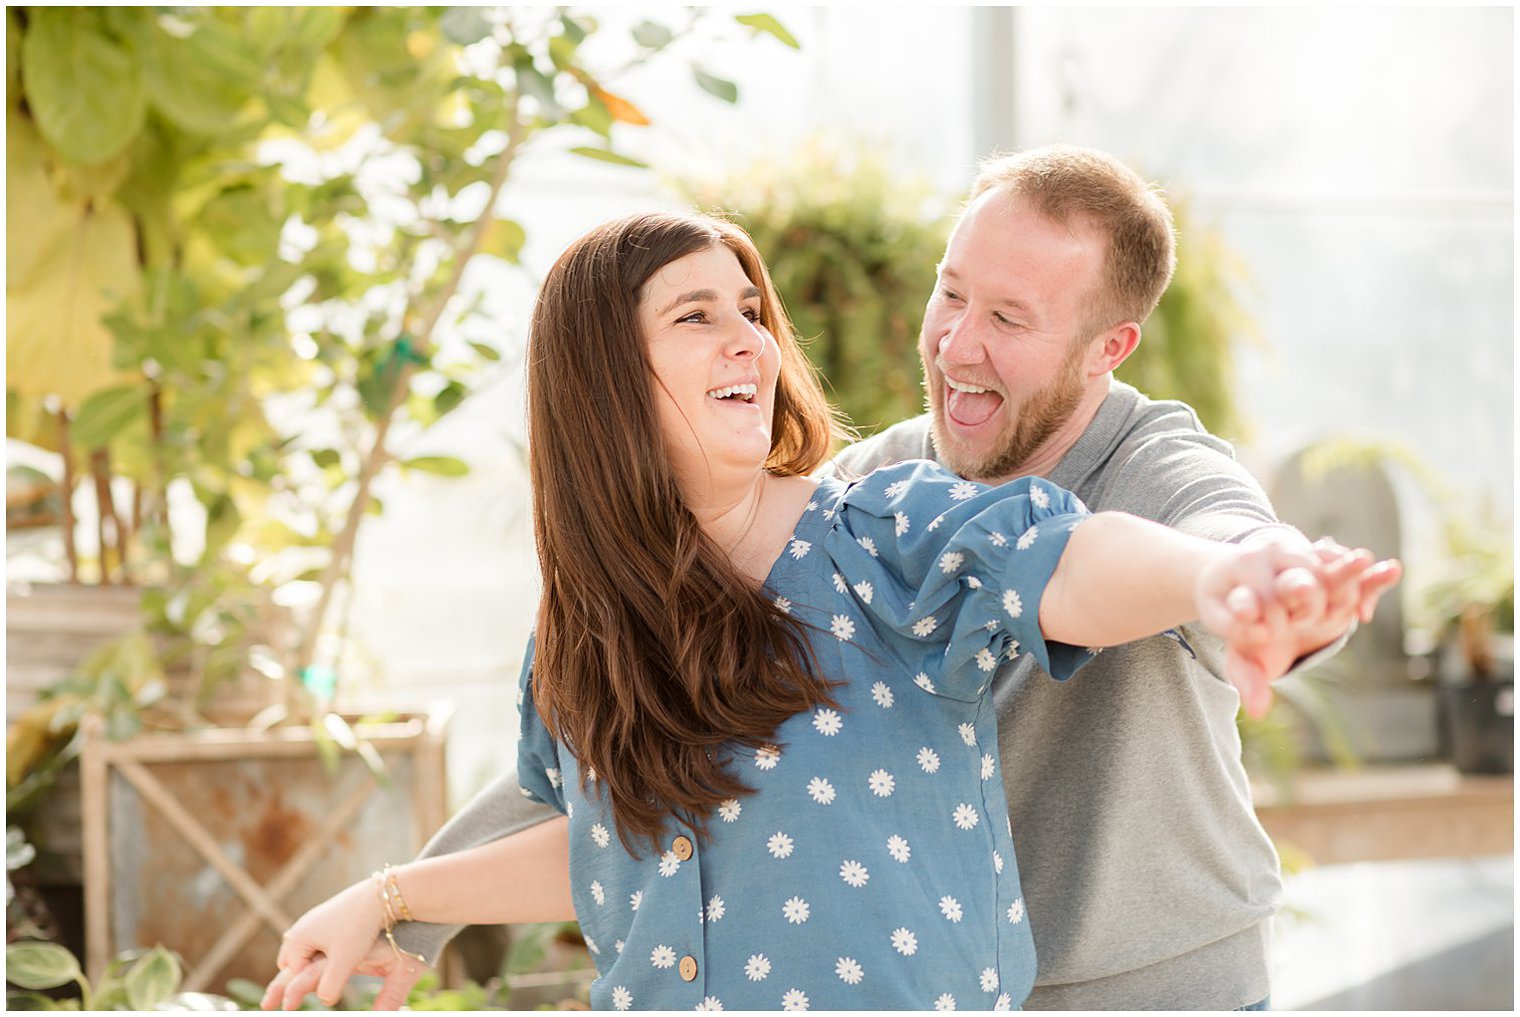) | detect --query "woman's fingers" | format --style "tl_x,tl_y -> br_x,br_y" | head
279,956 -> 326,1011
